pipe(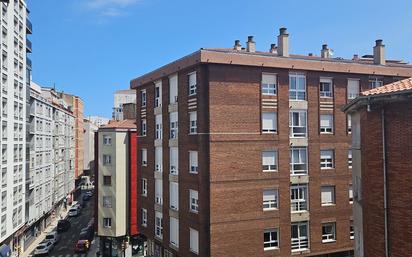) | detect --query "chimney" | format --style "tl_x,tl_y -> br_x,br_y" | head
373,39 -> 385,65
352,54 -> 359,61
321,44 -> 331,58
269,44 -> 277,54
277,27 -> 289,57
246,36 -> 256,53
233,40 -> 242,51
